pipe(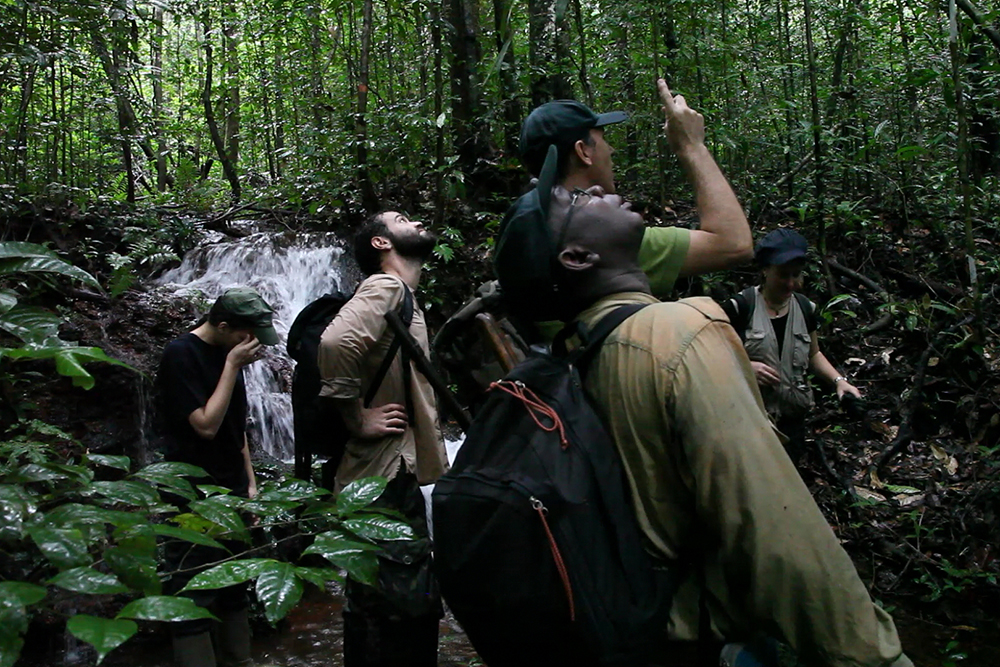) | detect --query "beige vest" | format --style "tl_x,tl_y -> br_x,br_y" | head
743,287 -> 814,419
